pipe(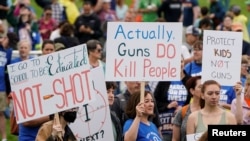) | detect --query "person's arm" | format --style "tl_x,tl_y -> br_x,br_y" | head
231,83 -> 243,124
0,4 -> 9,11
124,102 -> 144,141
172,125 -> 181,141
93,0 -> 103,13
124,117 -> 140,141
186,112 -> 196,134
192,6 -> 200,24
22,116 -> 50,127
172,110 -> 182,141
235,94 -> 243,124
